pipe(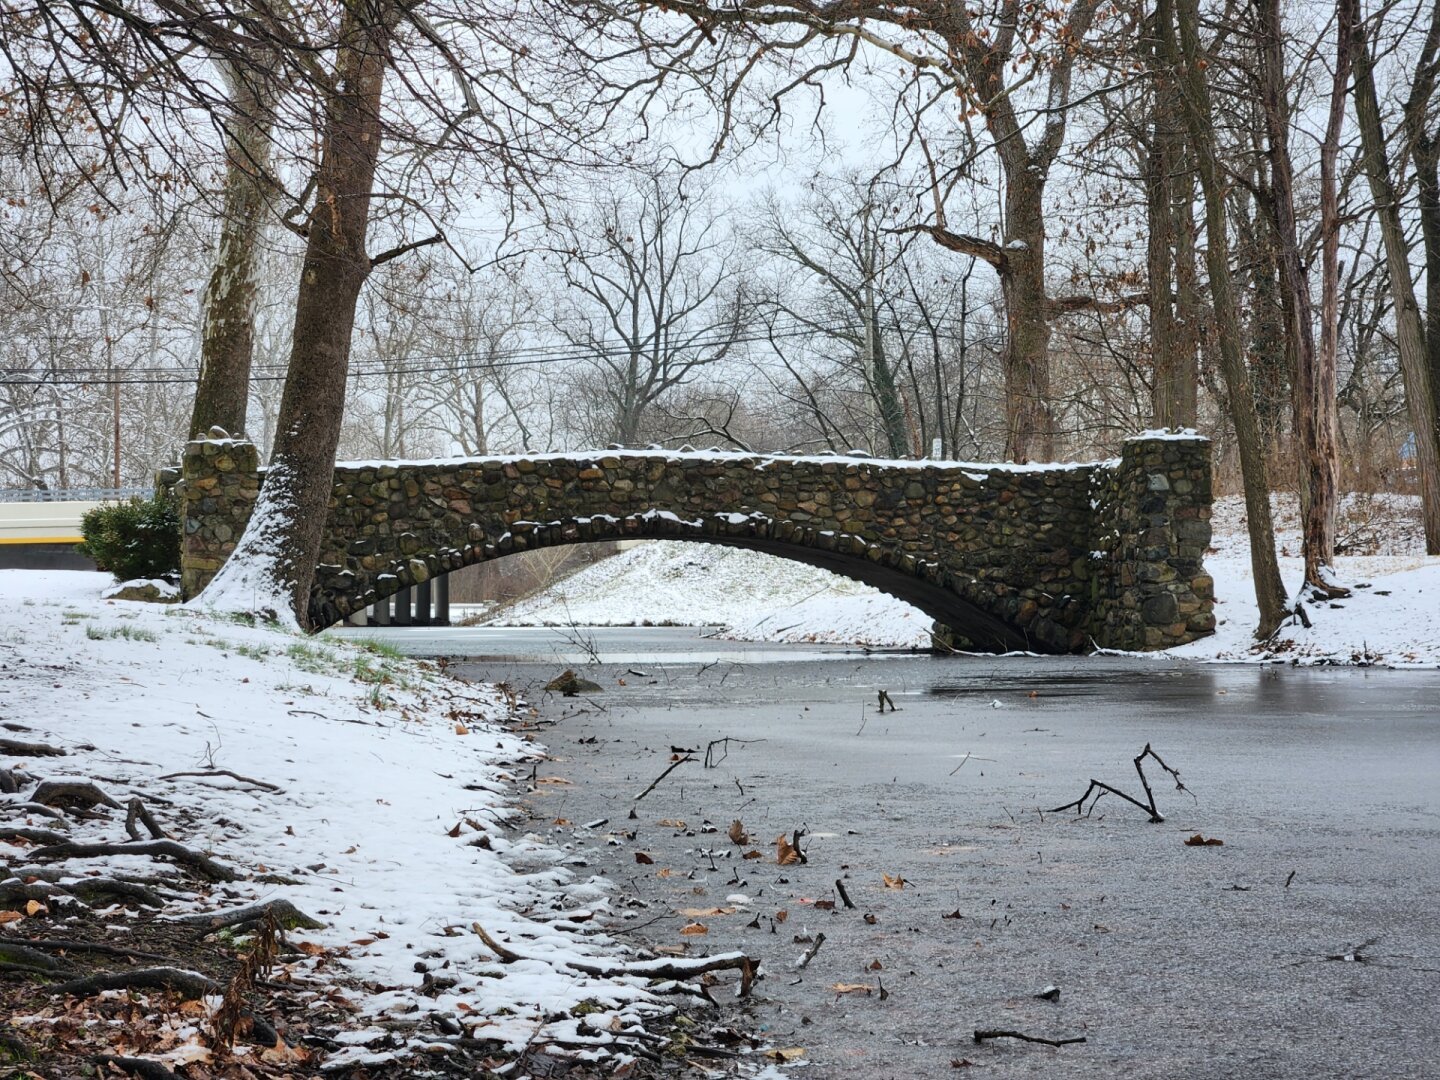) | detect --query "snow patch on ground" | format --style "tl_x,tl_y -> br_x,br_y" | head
0,570 -> 739,1066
